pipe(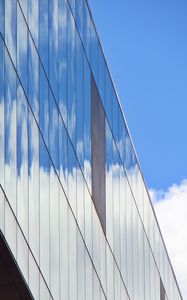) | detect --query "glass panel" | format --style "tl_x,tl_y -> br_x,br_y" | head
114,265 -> 121,300
83,1 -> 90,61
17,83 -> 28,239
120,166 -> 127,283
0,0 -> 5,37
60,188 -> 69,300
84,186 -> 92,256
49,91 -> 59,172
92,207 -> 100,276
67,6 -> 76,146
67,138 -> 77,216
0,188 -> 5,234
113,141 -> 120,266
76,31 -> 84,167
59,0 -> 68,127
40,273 -> 51,300
28,35 -> 39,261
5,200 -> 17,257
100,227 -> 107,293
106,245 -> 114,300
118,111 -> 126,167
126,183 -> 133,298
68,209 -> 77,300
0,36 -> 4,189
5,50 -> 17,213
85,250 -> 93,300
49,0 -> 58,100
17,4 -> 28,93
29,252 -> 40,300
69,0 -> 75,17
50,166 -> 60,299
19,0 -> 28,21
77,230 -> 85,300
5,0 -> 16,65
77,165 -> 84,234
105,70 -> 112,126
91,20 -> 98,84
17,227 -> 29,283
98,45 -> 106,106
144,237 -> 151,300
76,0 -> 83,40
39,0 -> 49,72
28,0 -> 39,47
138,216 -> 145,300
84,55 -> 91,191
39,137 -> 50,284
93,271 -> 101,300
105,121 -> 113,250
59,119 -> 68,195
